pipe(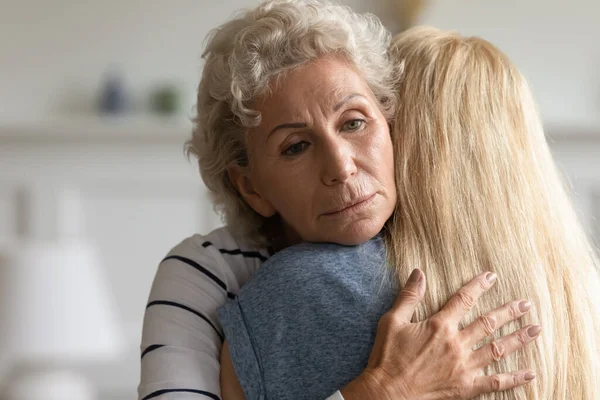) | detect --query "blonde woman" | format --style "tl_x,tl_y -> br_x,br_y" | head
386,27 -> 600,398
216,27 -> 600,399
138,2 -> 538,400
